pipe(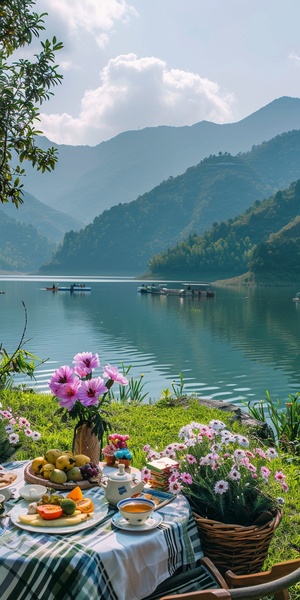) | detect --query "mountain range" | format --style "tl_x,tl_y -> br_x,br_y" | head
2,95 -> 300,274
10,96 -> 300,226
40,127 -> 300,276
